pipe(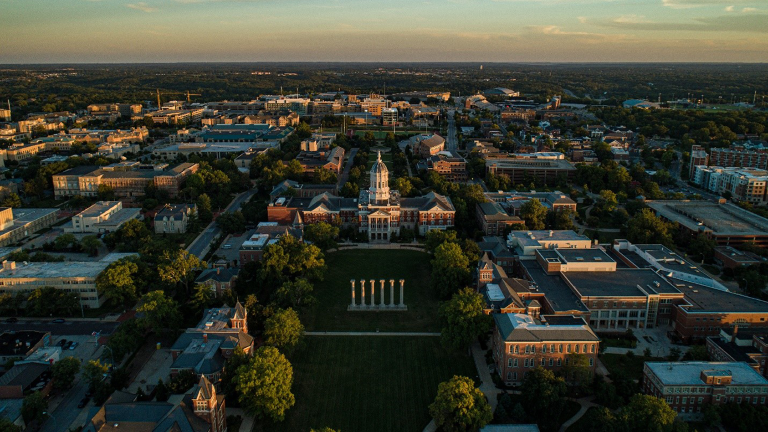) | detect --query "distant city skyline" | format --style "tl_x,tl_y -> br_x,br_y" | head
1,0 -> 767,63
